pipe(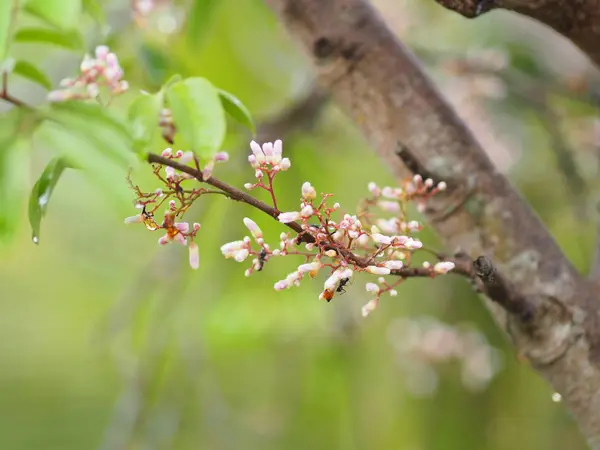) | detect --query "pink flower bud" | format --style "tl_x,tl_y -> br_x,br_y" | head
437,181 -> 447,191
279,158 -> 291,171
124,215 -> 143,224
274,280 -> 289,290
366,266 -> 391,275
179,151 -> 194,163
244,183 -> 254,190
162,148 -> 173,157
365,282 -> 380,294
300,204 -> 314,218
433,261 -> 455,274
298,261 -> 322,274
372,233 -> 392,245
189,242 -> 199,269
215,151 -> 229,162
193,222 -> 201,231
383,260 -> 403,270
301,182 -> 316,200
234,249 -> 250,262
278,211 -> 301,223
389,290 -> 398,297
368,182 -> 381,196
243,217 -> 263,241
361,298 -> 379,317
